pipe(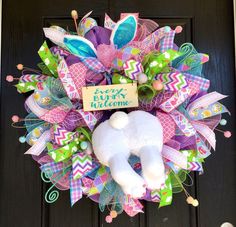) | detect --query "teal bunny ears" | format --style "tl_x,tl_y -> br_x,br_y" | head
63,15 -> 138,58
64,35 -> 97,58
110,15 -> 137,49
